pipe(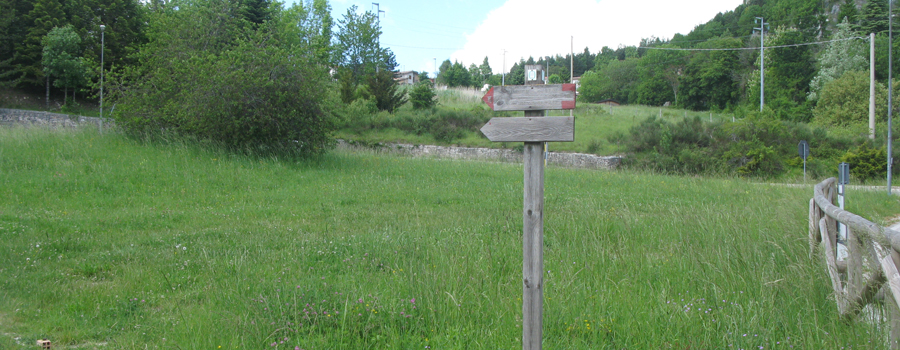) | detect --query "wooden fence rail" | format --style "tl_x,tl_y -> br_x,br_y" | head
811,177 -> 900,347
